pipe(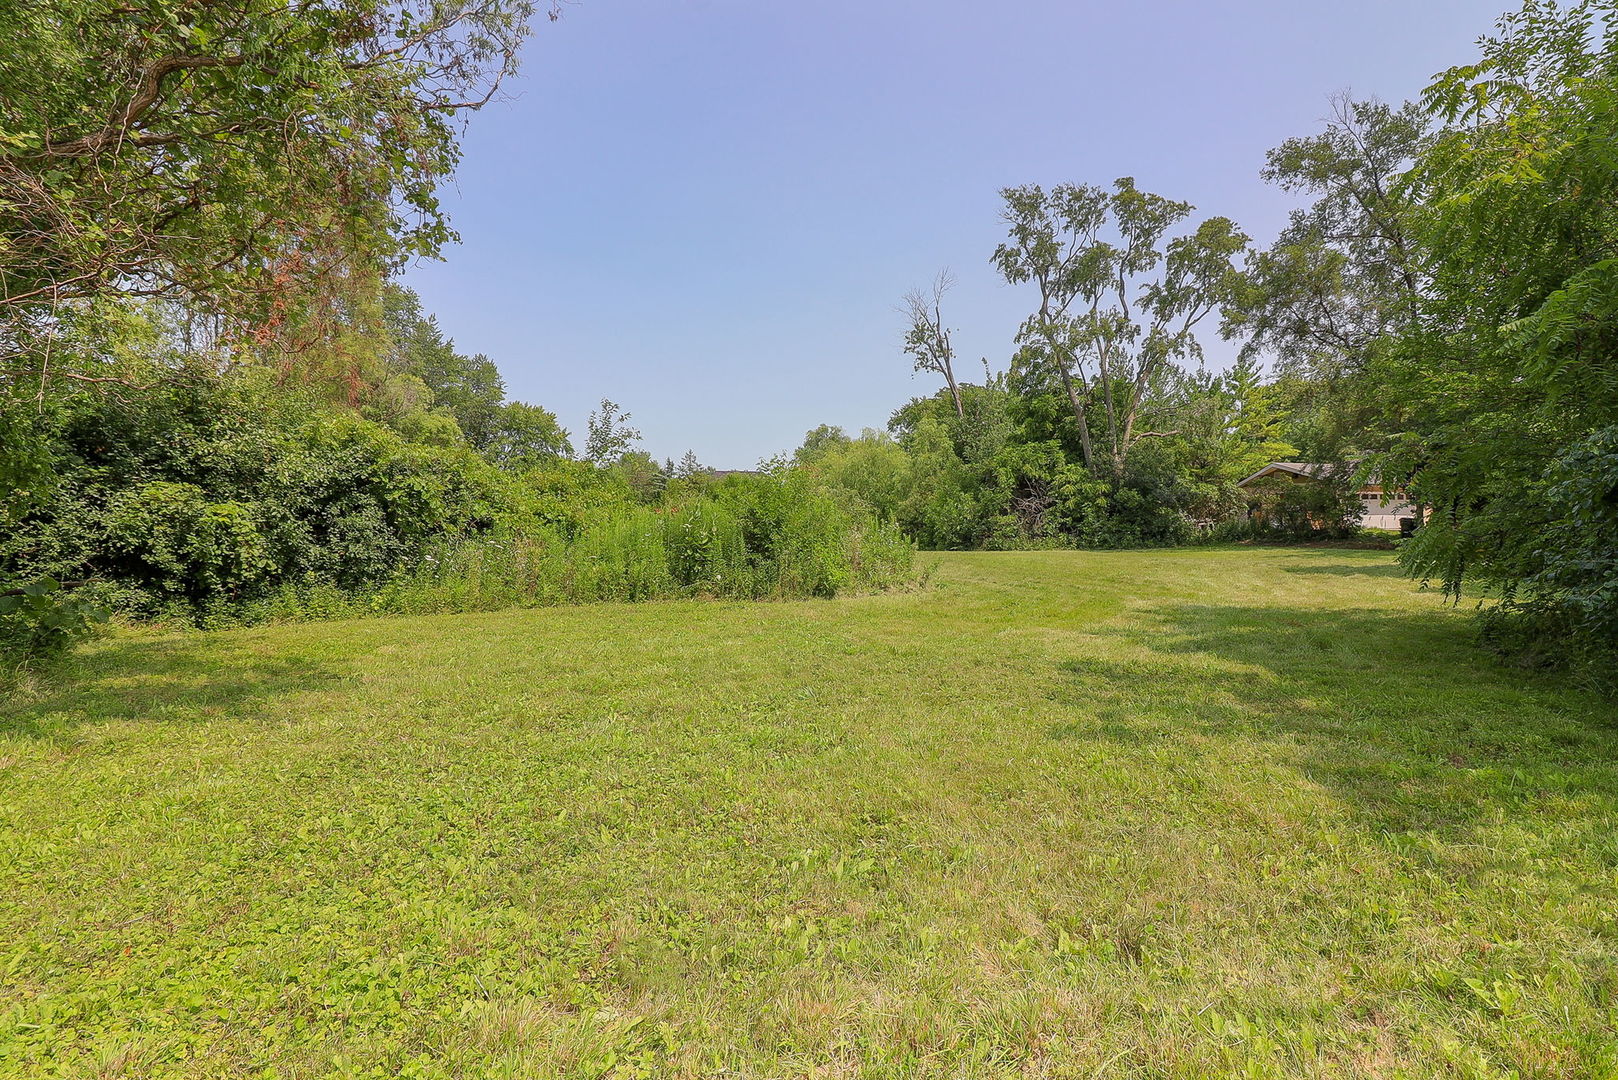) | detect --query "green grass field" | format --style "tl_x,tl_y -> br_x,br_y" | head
2,548 -> 1614,1079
